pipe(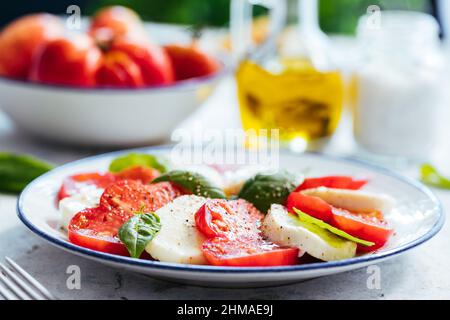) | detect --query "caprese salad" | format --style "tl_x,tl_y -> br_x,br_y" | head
57,153 -> 395,267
